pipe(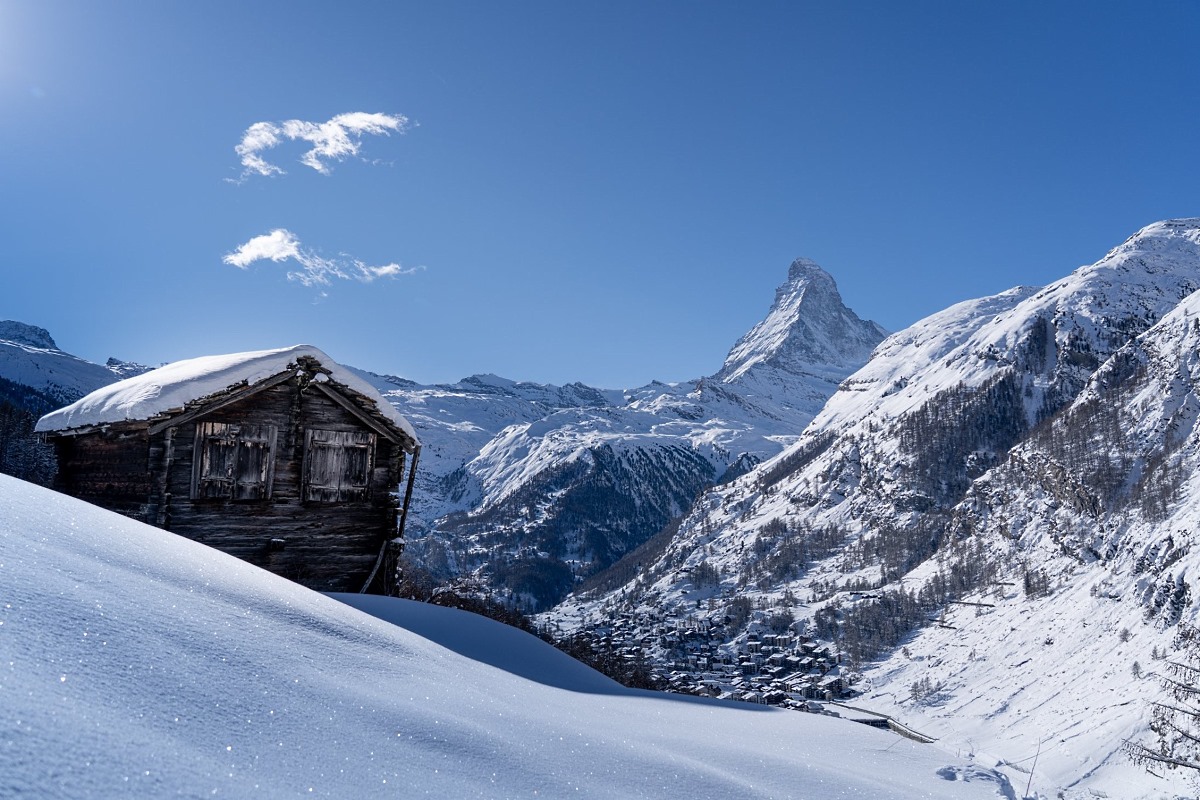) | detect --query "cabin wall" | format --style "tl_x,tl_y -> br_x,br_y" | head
143,377 -> 404,593
51,423 -> 153,520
